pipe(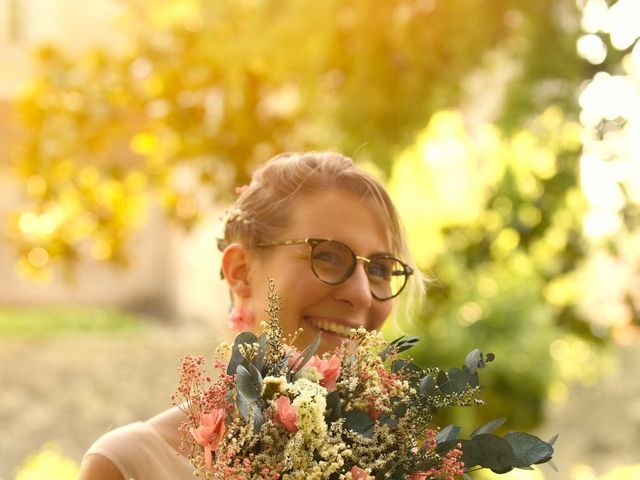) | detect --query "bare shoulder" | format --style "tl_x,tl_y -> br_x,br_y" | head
78,454 -> 124,480
147,406 -> 188,451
